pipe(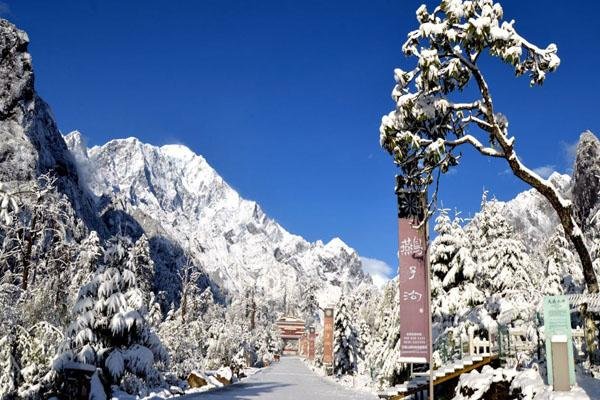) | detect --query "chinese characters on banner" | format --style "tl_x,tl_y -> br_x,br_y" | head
398,214 -> 431,362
